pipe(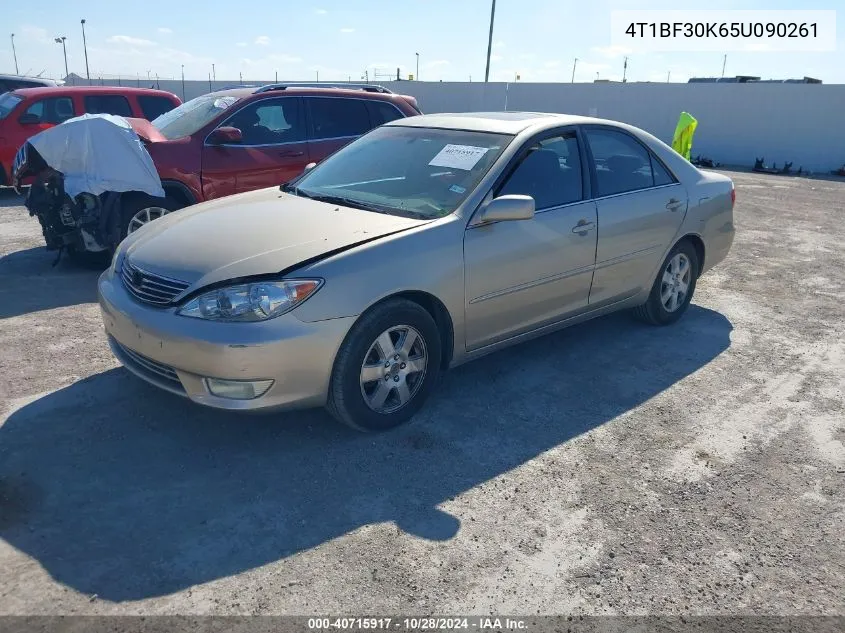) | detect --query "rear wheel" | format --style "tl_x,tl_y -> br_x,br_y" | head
633,240 -> 699,325
327,299 -> 442,432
